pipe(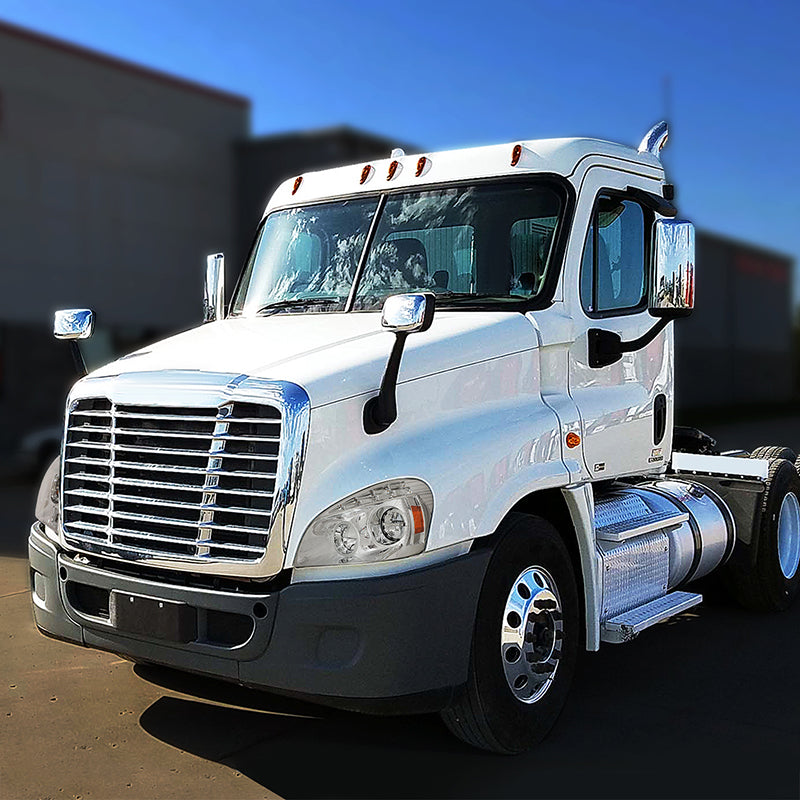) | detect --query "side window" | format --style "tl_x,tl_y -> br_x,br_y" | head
580,196 -> 647,314
510,215 -> 559,296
